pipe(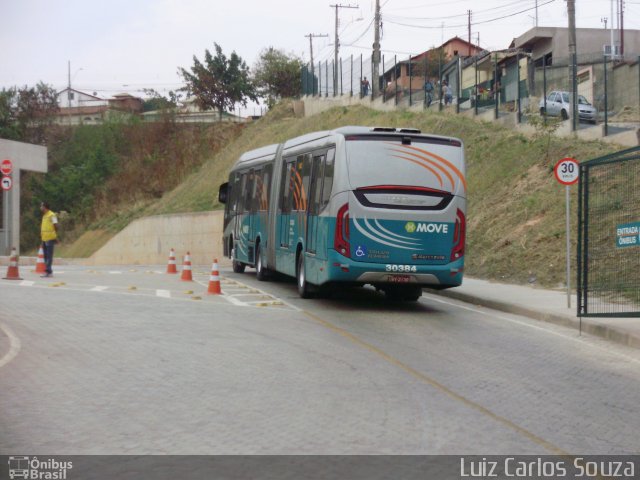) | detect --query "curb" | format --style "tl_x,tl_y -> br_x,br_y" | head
426,288 -> 640,350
